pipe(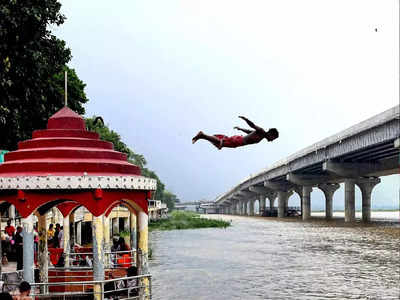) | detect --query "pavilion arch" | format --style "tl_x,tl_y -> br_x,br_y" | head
0,189 -> 149,219
35,199 -> 83,218
104,198 -> 145,218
